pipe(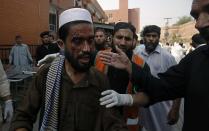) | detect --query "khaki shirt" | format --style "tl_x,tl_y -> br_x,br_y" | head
10,63 -> 128,131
